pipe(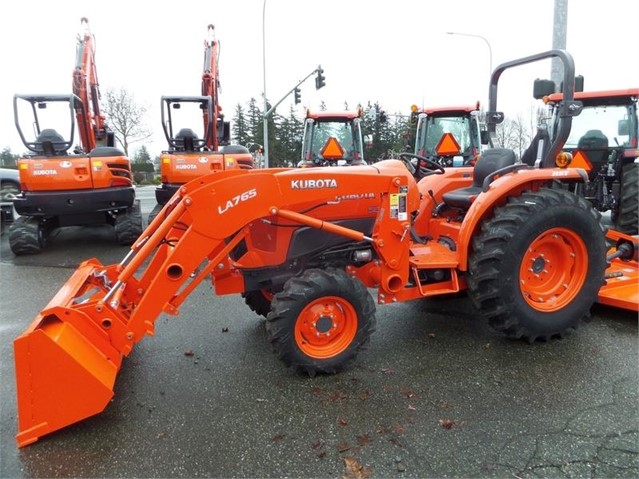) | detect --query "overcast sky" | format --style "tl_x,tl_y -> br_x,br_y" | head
1,0 -> 637,157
